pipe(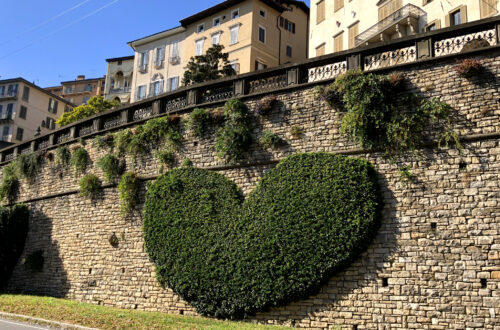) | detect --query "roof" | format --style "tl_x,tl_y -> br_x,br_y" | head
60,77 -> 105,84
106,55 -> 135,63
280,0 -> 309,14
0,78 -> 75,106
180,0 -> 286,26
127,26 -> 186,49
